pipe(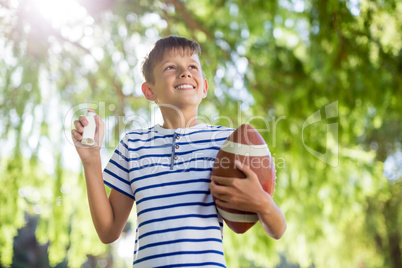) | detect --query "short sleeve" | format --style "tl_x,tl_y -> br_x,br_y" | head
103,134 -> 135,200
